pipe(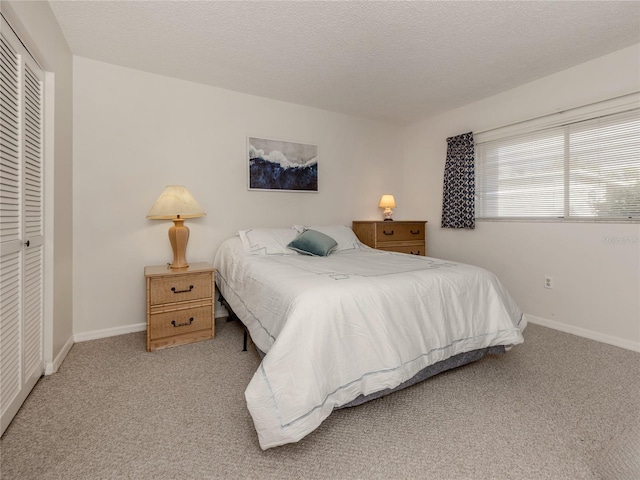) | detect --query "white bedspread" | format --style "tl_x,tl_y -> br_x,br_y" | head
214,236 -> 526,449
